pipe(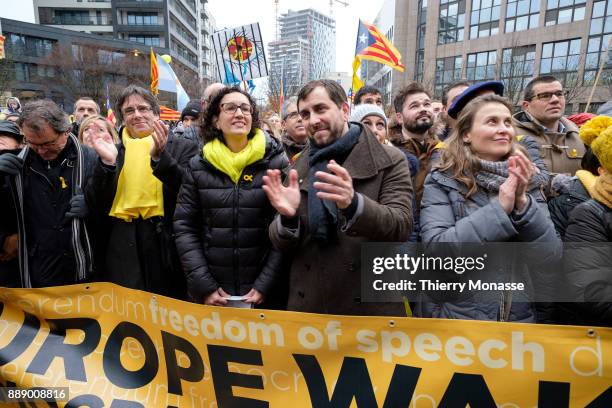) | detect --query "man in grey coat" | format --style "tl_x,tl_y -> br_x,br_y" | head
263,79 -> 413,316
